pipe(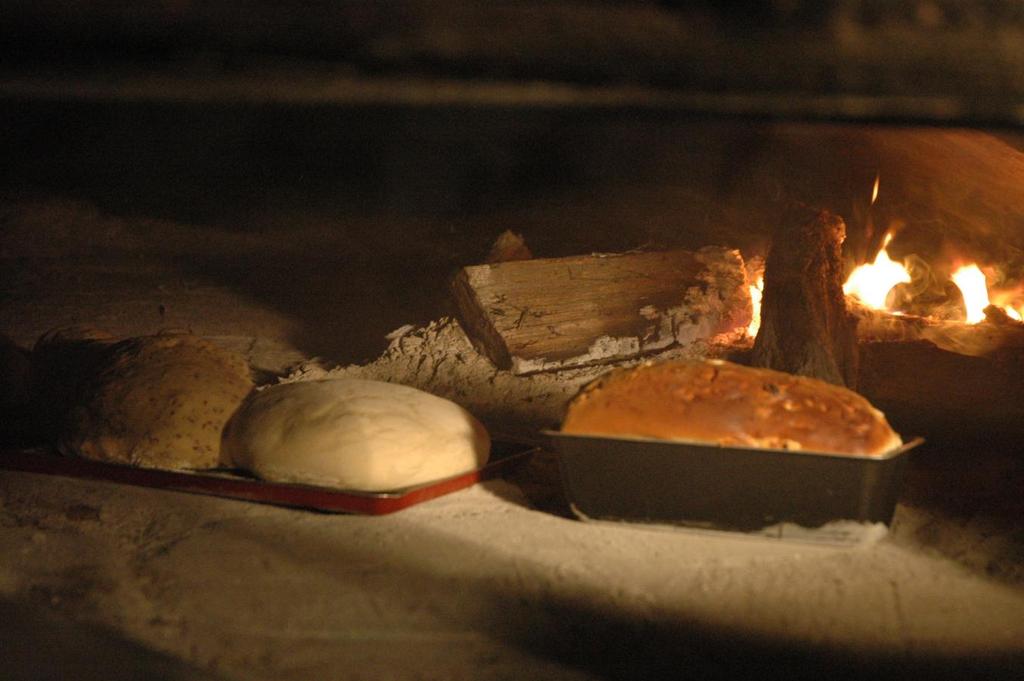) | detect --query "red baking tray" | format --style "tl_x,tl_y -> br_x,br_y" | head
0,439 -> 537,514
